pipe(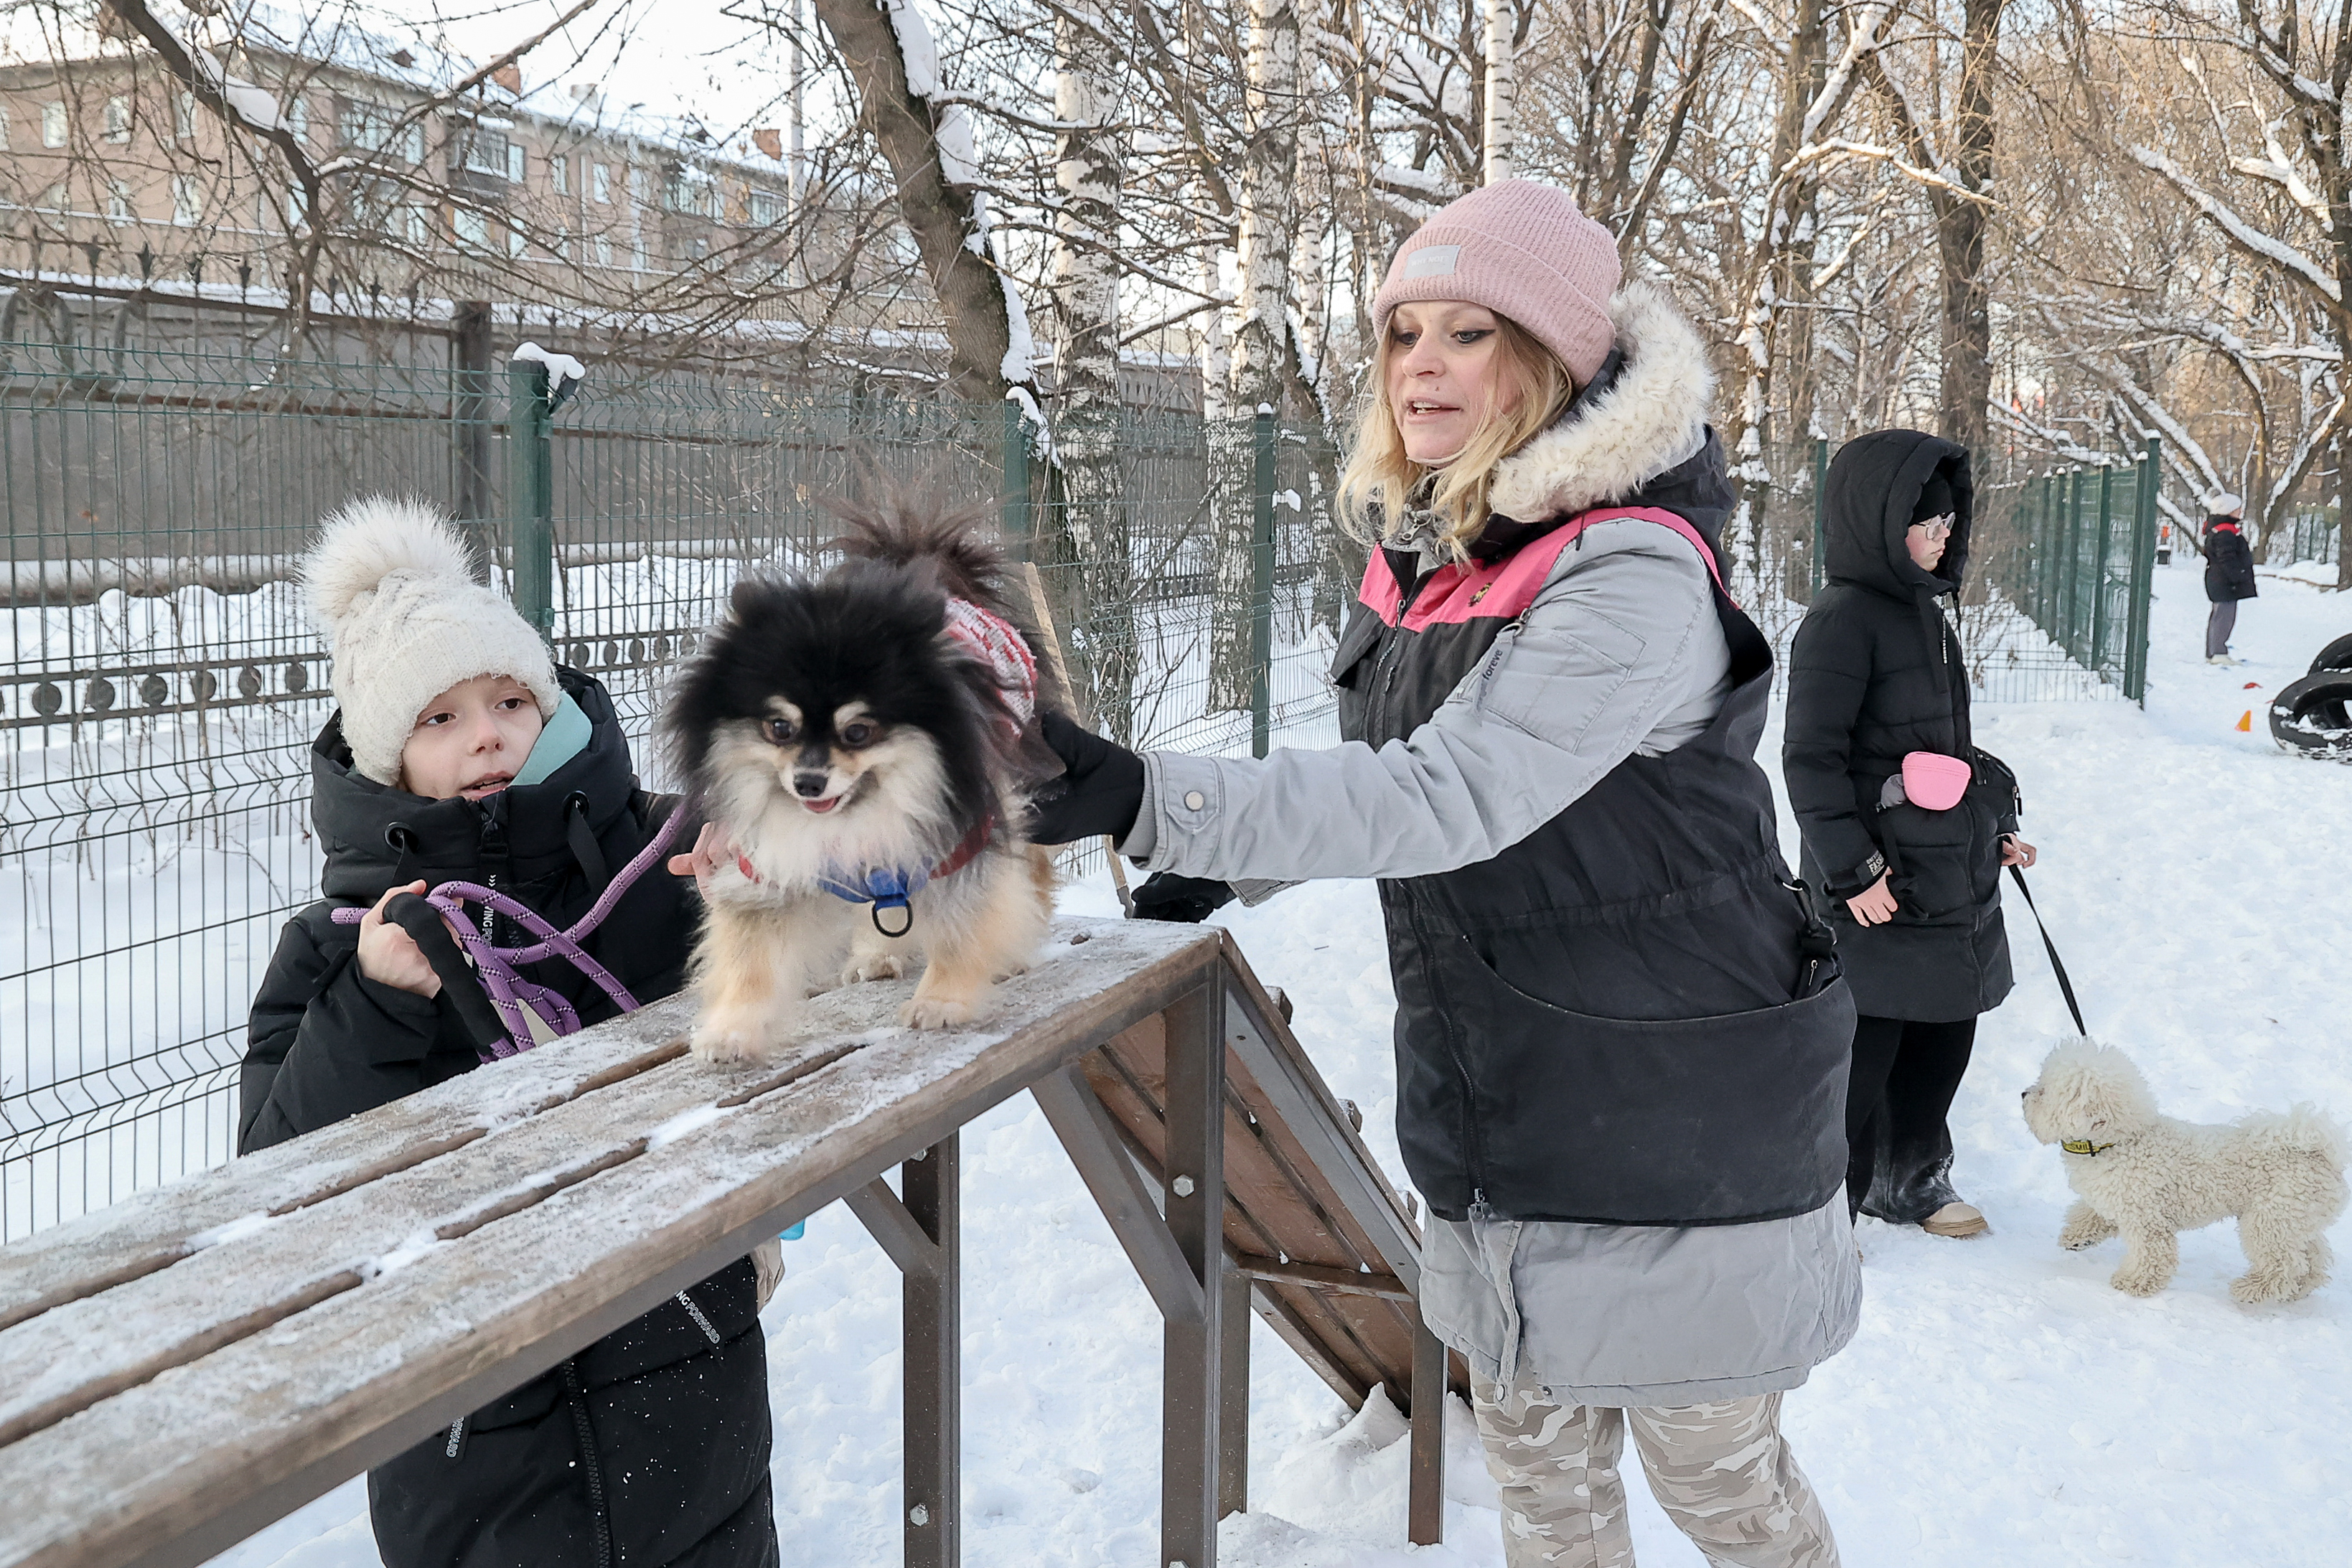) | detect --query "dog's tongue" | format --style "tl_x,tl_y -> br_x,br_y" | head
802,796 -> 840,814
